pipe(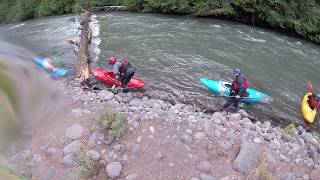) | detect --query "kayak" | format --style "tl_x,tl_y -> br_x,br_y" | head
301,92 -> 317,123
33,57 -> 68,78
200,78 -> 269,103
91,68 -> 145,88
